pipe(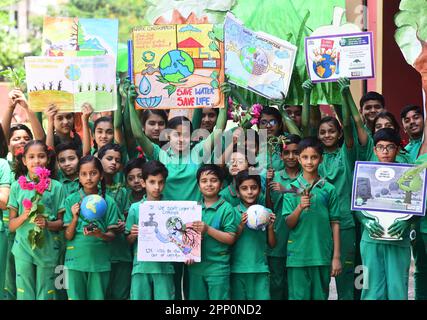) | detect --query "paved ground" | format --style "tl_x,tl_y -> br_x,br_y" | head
329,258 -> 415,300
